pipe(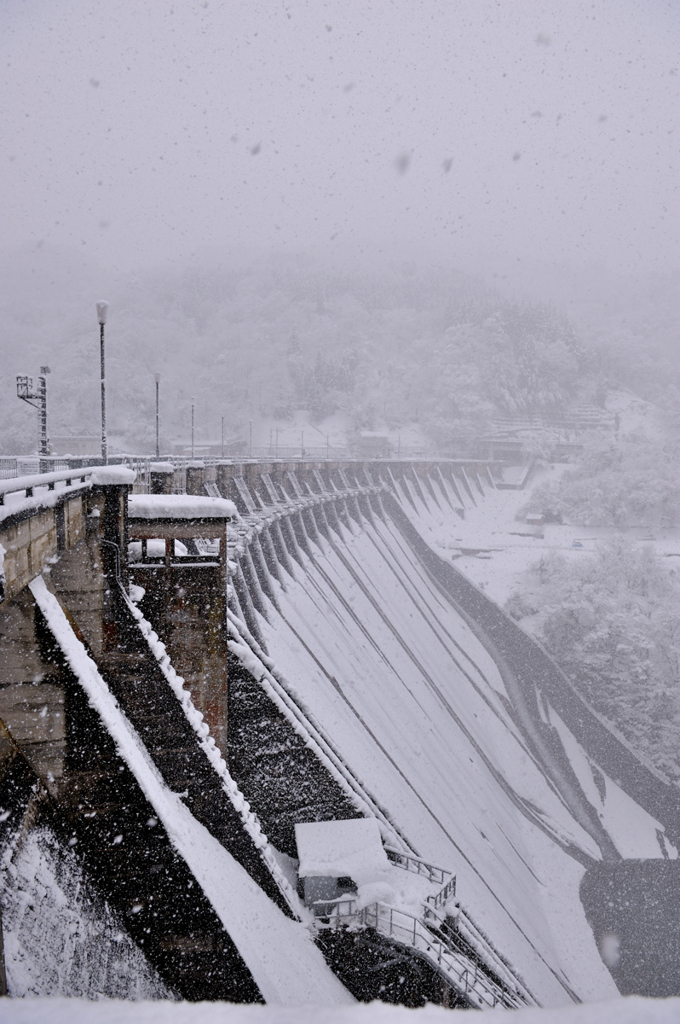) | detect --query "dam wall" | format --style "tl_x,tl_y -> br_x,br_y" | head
0,458 -> 678,1005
